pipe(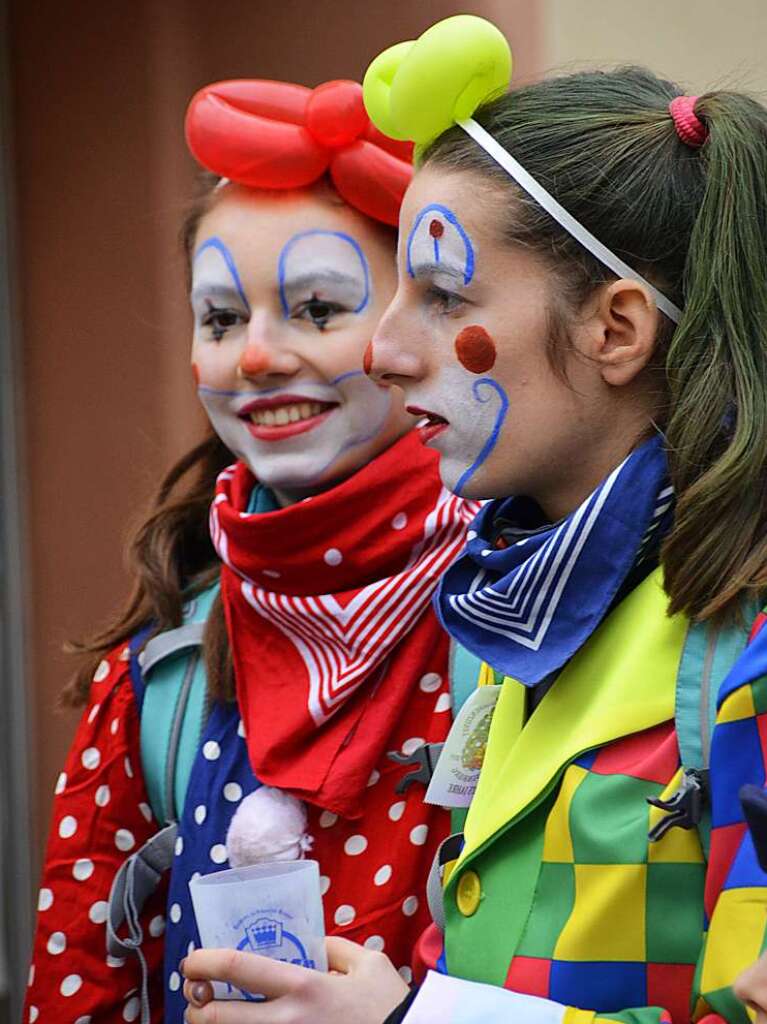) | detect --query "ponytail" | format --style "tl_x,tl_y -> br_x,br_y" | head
663,92 -> 767,618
